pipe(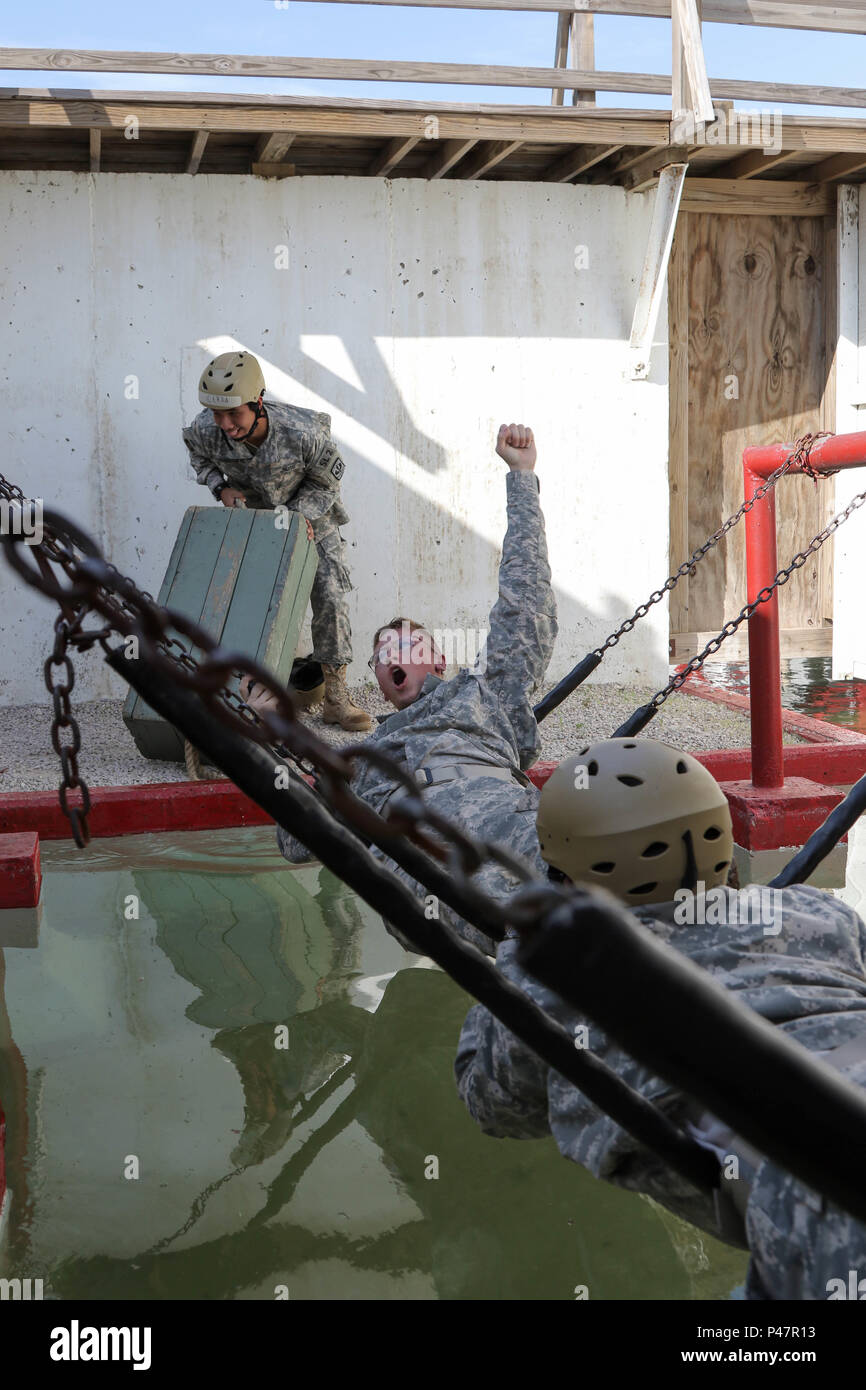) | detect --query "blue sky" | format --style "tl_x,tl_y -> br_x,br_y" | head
3,1 -> 866,117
